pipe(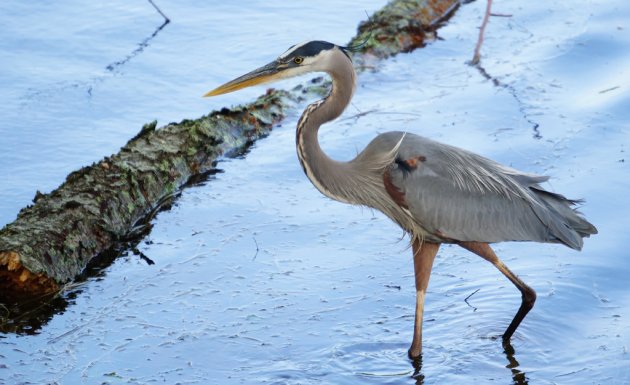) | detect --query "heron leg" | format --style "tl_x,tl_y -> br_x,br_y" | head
408,240 -> 439,359
458,241 -> 537,342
